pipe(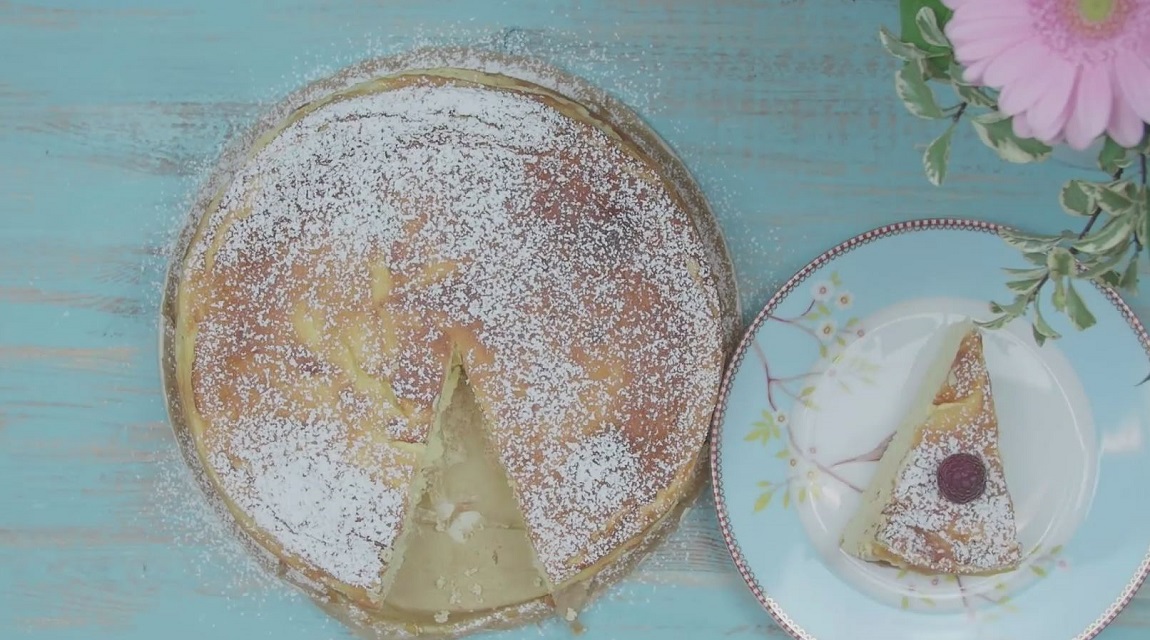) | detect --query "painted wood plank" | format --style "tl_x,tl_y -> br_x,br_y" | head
0,0 -> 1147,638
